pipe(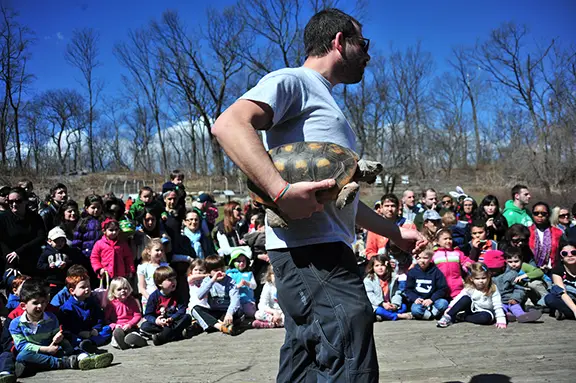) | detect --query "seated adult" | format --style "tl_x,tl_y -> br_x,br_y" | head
0,187 -> 46,277
456,197 -> 477,225
475,195 -> 508,242
53,200 -> 79,244
529,202 -> 563,272
214,201 -> 248,259
365,194 -> 416,260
